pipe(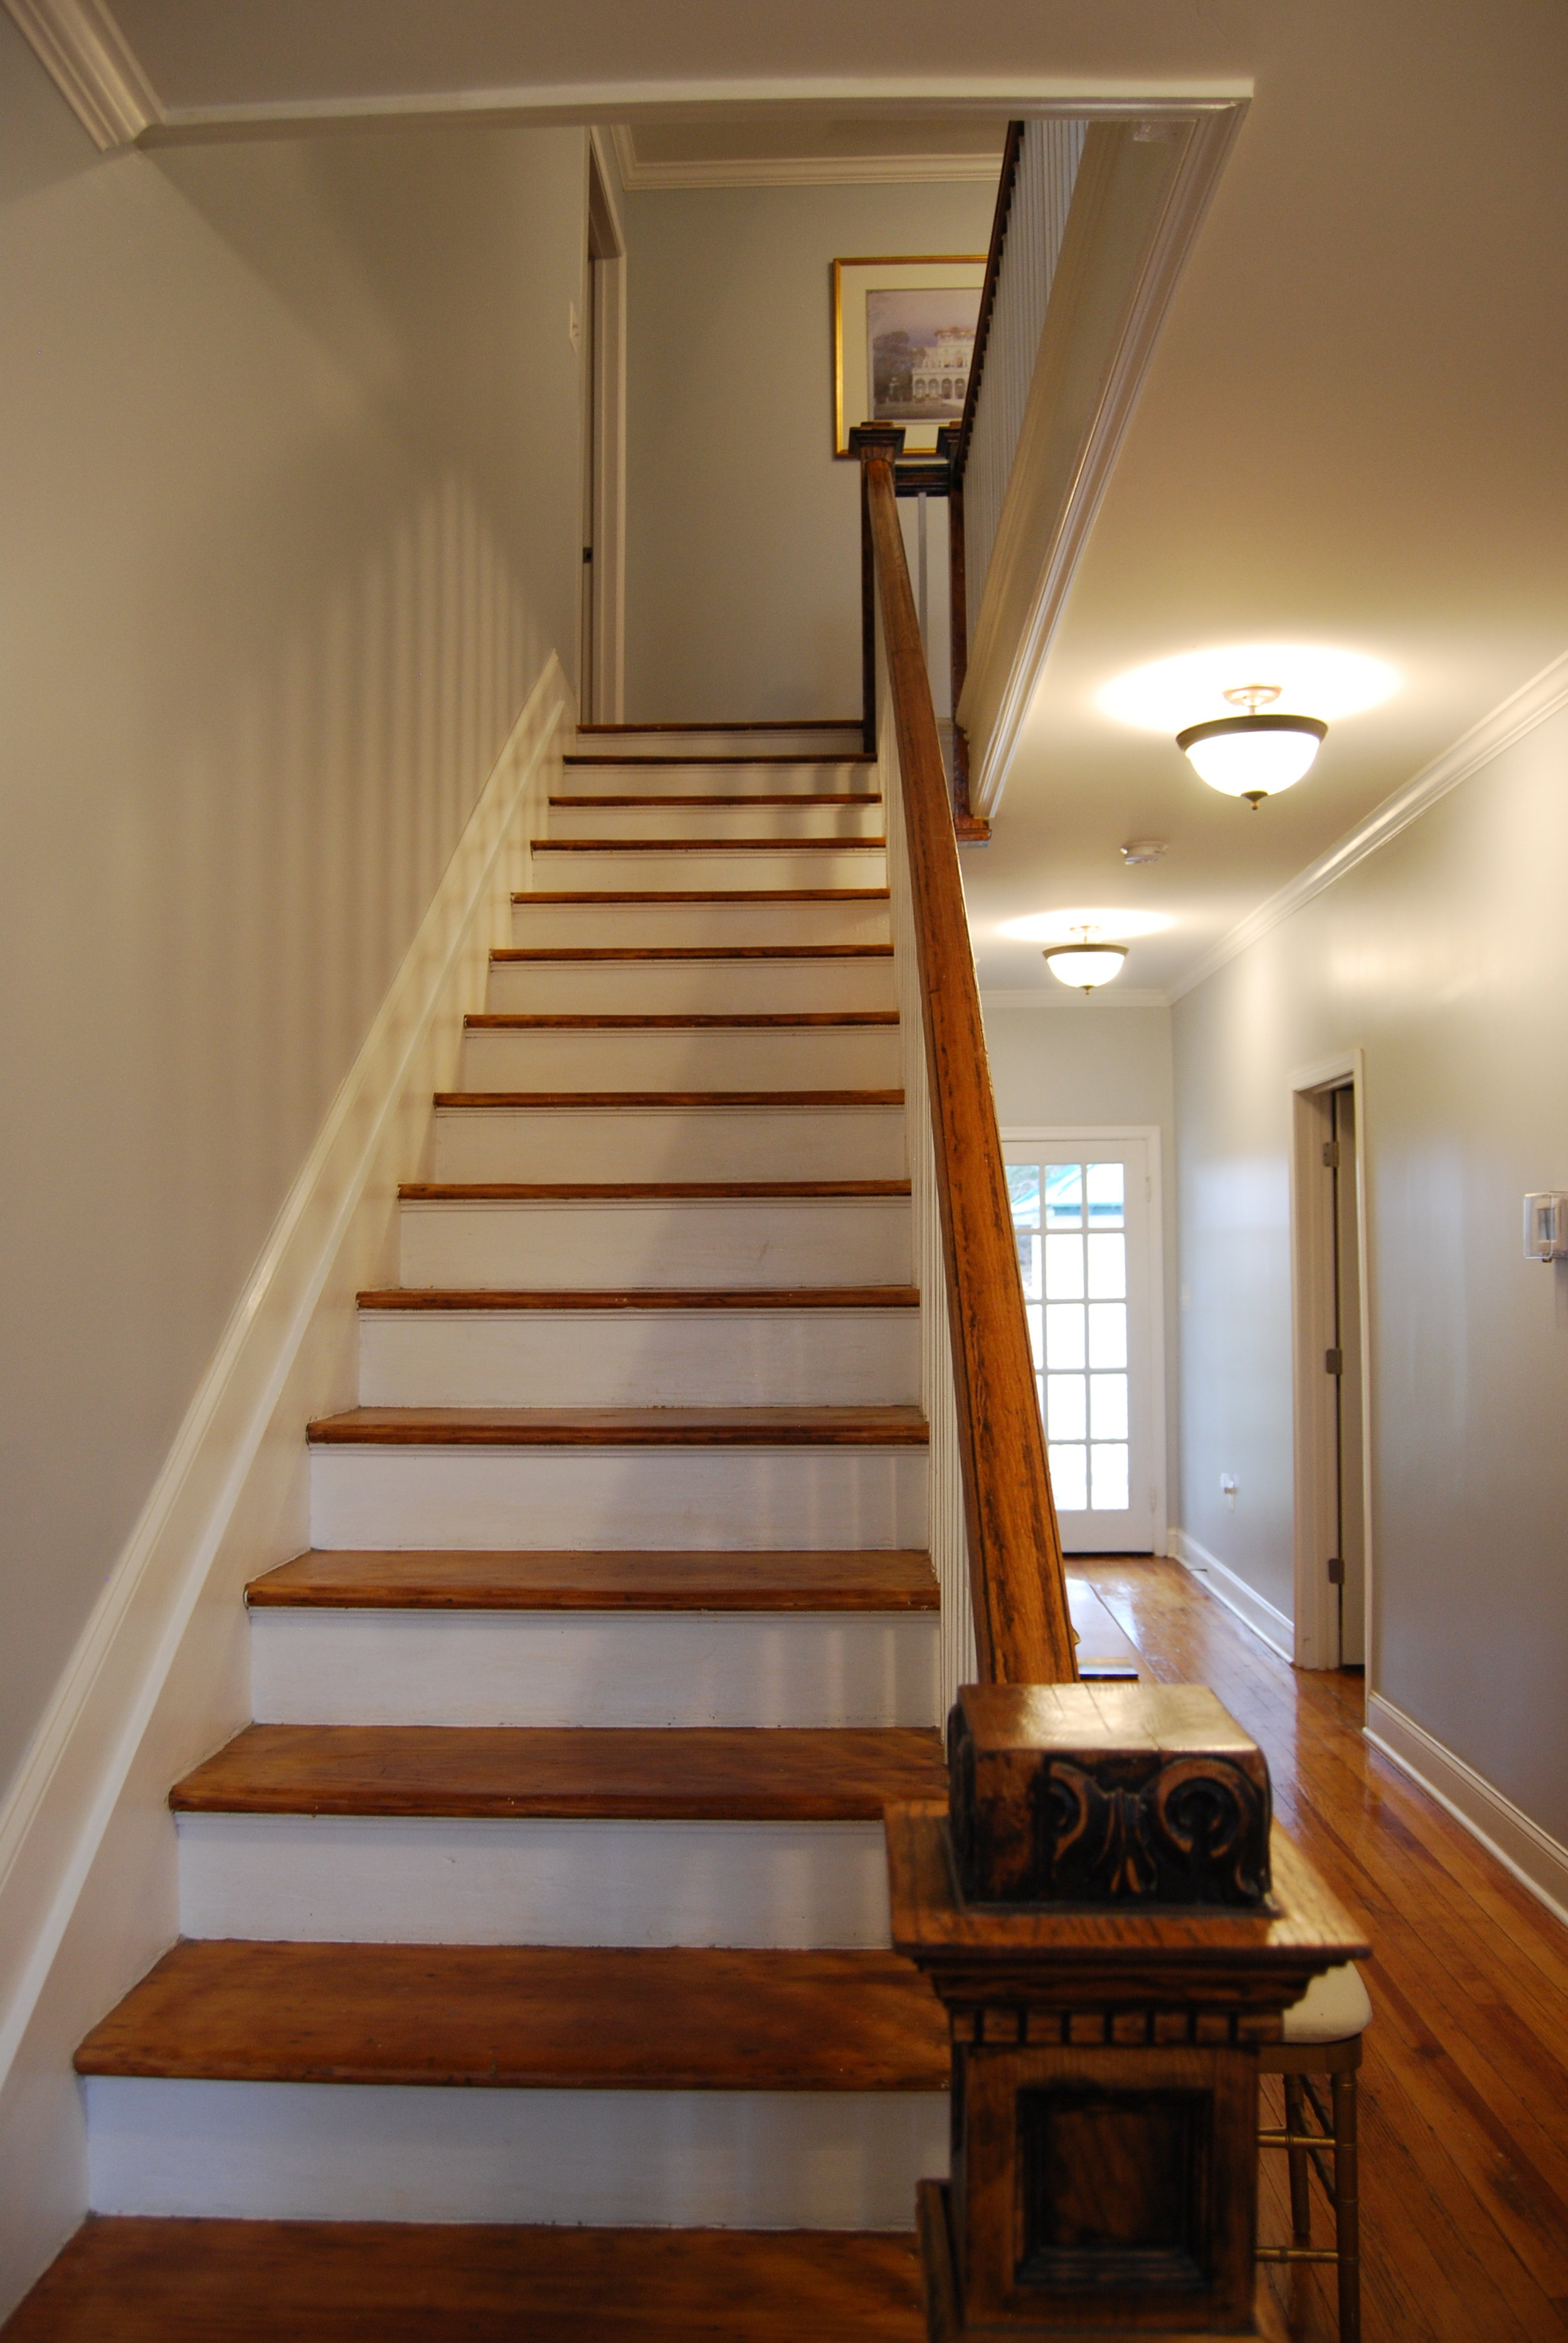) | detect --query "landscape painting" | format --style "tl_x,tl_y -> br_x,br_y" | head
866,287 -> 982,424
